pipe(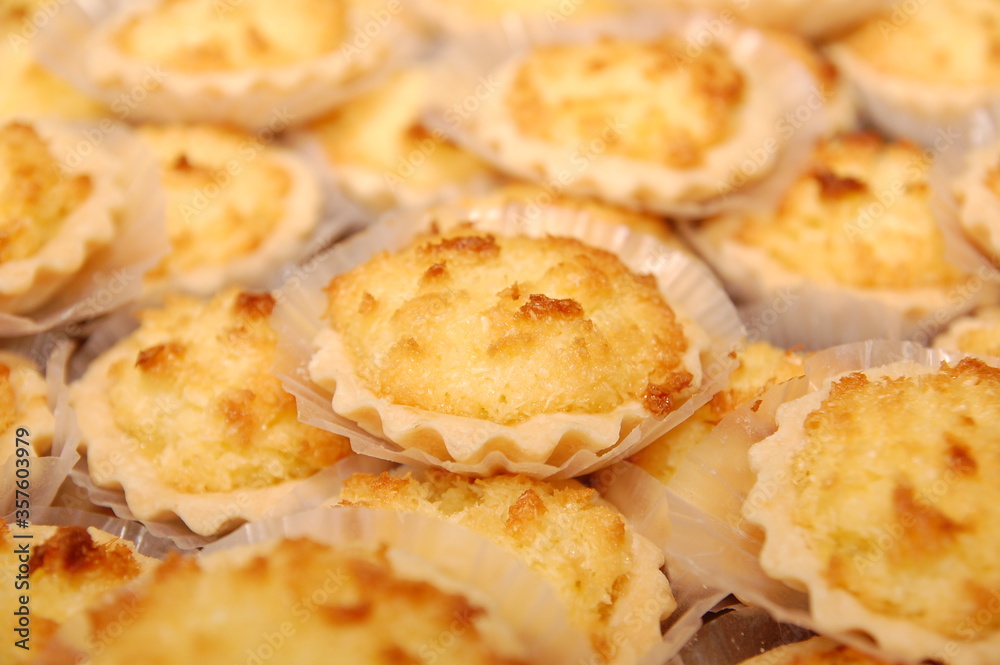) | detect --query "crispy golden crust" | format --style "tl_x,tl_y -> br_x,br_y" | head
0,522 -> 157,664
86,288 -> 350,493
322,228 -> 695,426
506,38 -> 745,169
729,132 -> 964,289
836,0 -> 1000,87
631,341 -> 805,484
110,0 -> 347,72
0,122 -> 92,264
339,471 -> 673,664
72,538 -> 531,665
785,359 -> 1000,637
